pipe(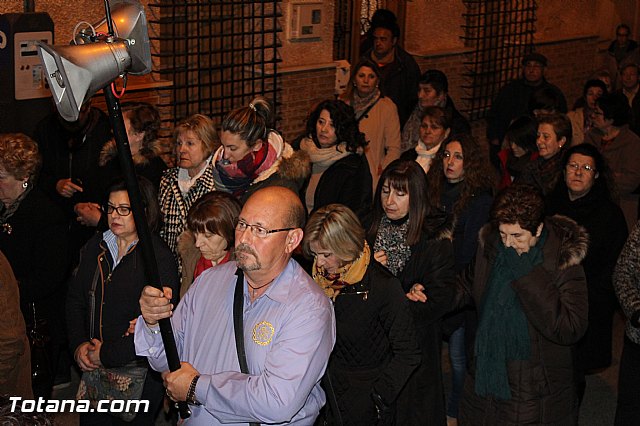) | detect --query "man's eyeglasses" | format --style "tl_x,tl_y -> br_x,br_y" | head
235,219 -> 295,238
106,204 -> 133,216
566,163 -> 596,174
